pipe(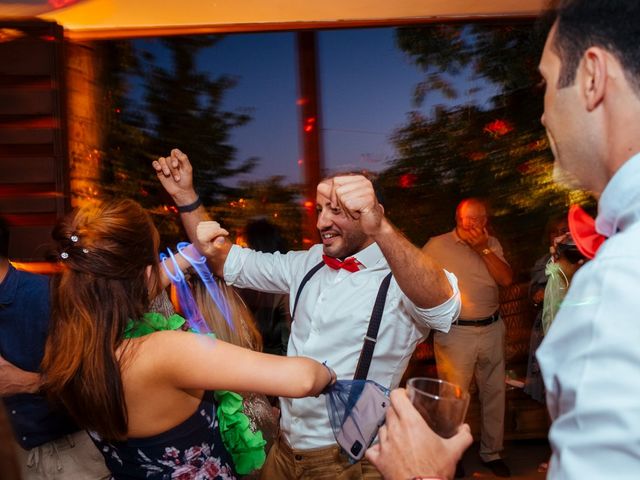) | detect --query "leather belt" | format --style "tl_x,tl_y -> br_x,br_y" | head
456,311 -> 500,327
